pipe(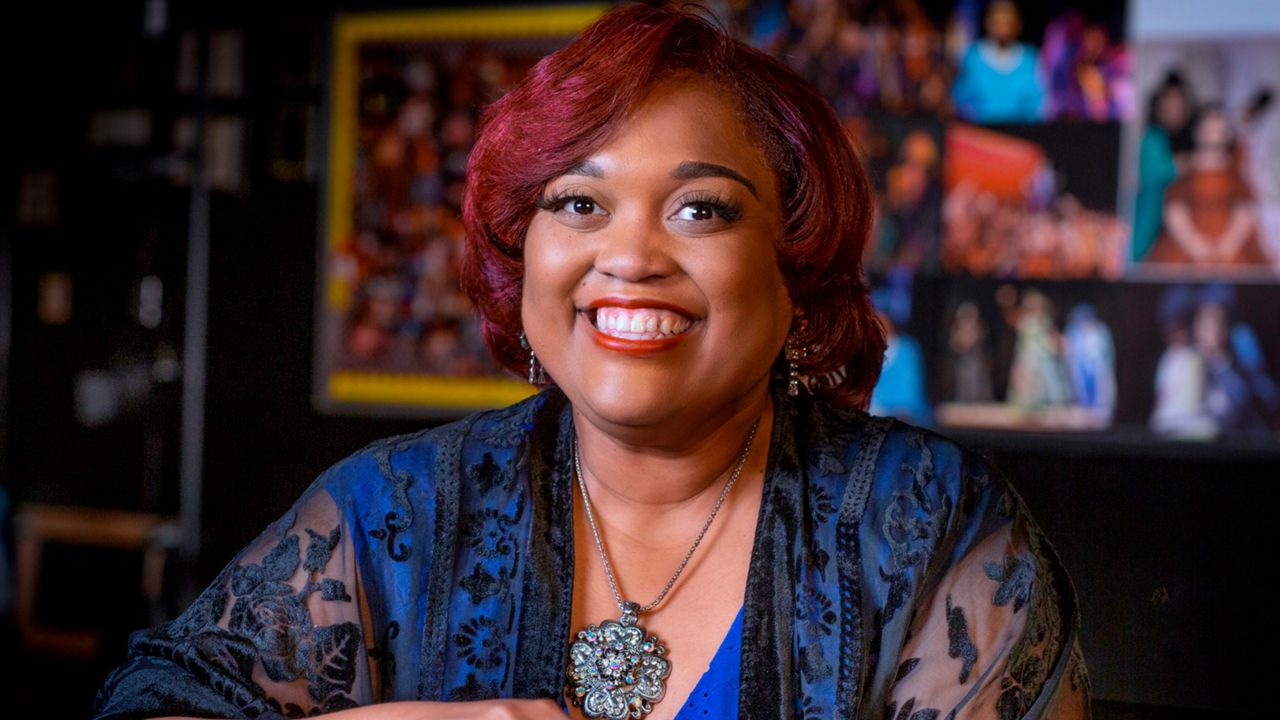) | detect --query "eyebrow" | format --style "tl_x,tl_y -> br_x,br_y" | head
562,160 -> 605,178
672,161 -> 758,198
560,159 -> 759,199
